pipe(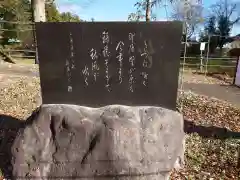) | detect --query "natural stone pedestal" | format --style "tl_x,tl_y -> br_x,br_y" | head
11,104 -> 185,179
